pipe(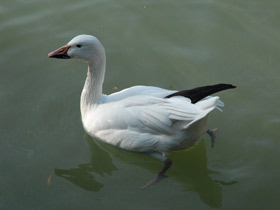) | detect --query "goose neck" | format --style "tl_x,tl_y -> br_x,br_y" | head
80,56 -> 106,118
